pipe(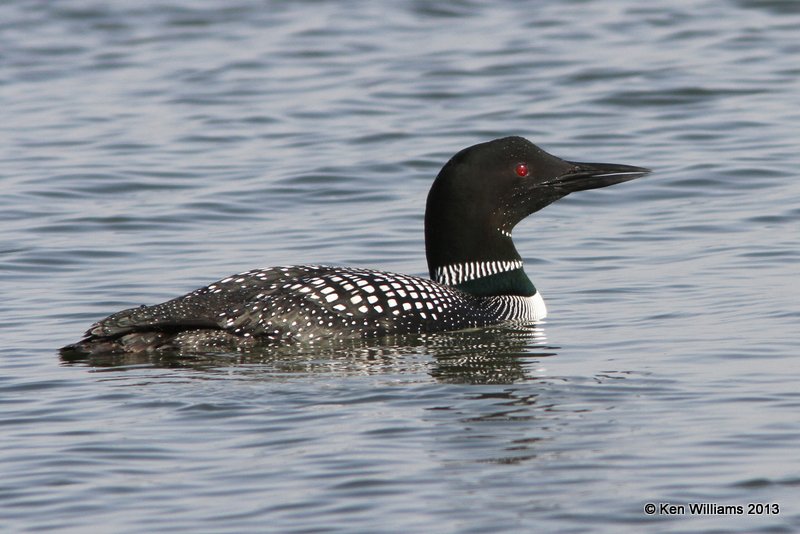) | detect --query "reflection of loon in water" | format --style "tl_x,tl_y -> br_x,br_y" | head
61,323 -> 557,385
61,137 -> 648,355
